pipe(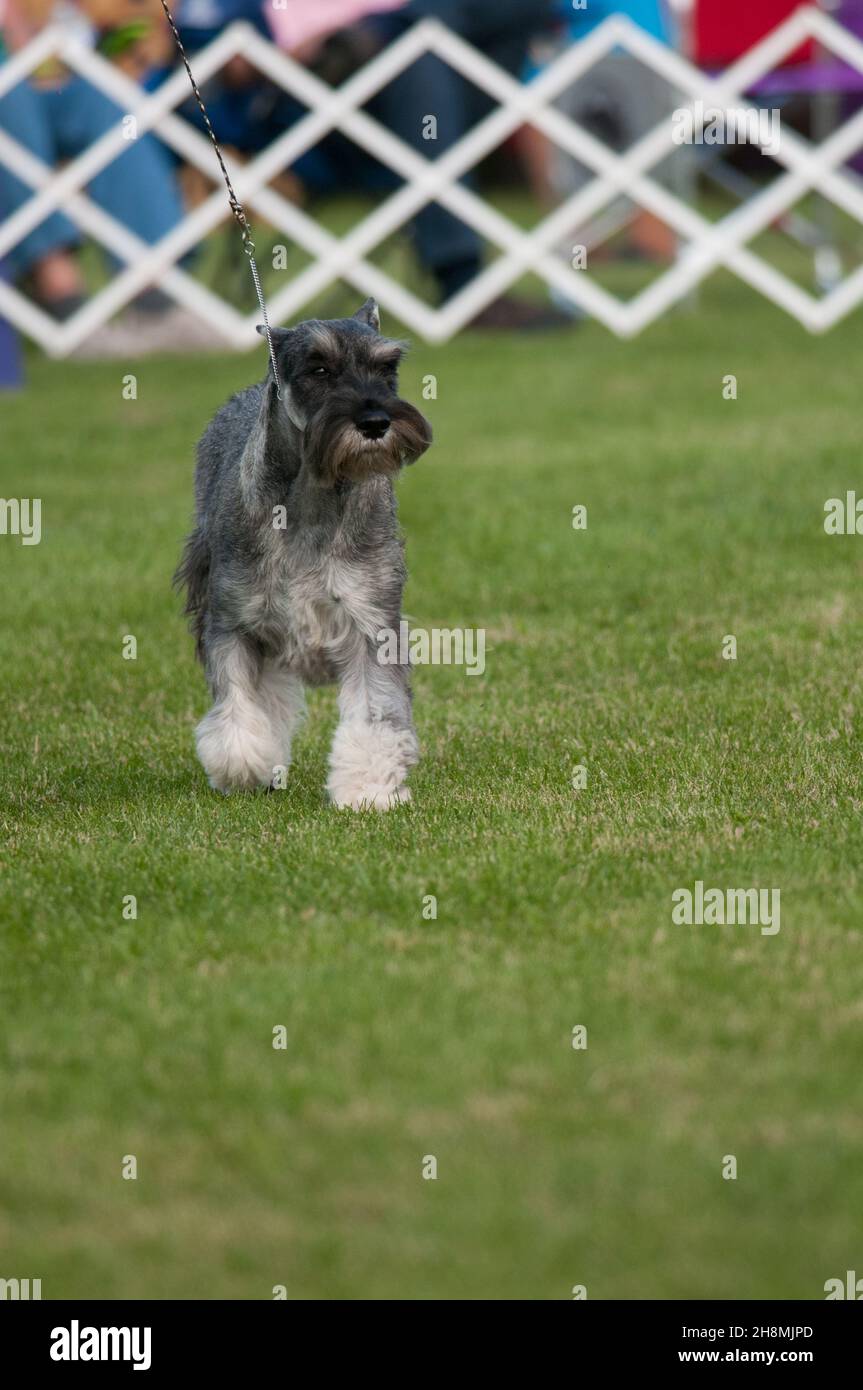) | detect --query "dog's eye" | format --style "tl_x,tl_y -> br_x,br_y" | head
311,366 -> 329,377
